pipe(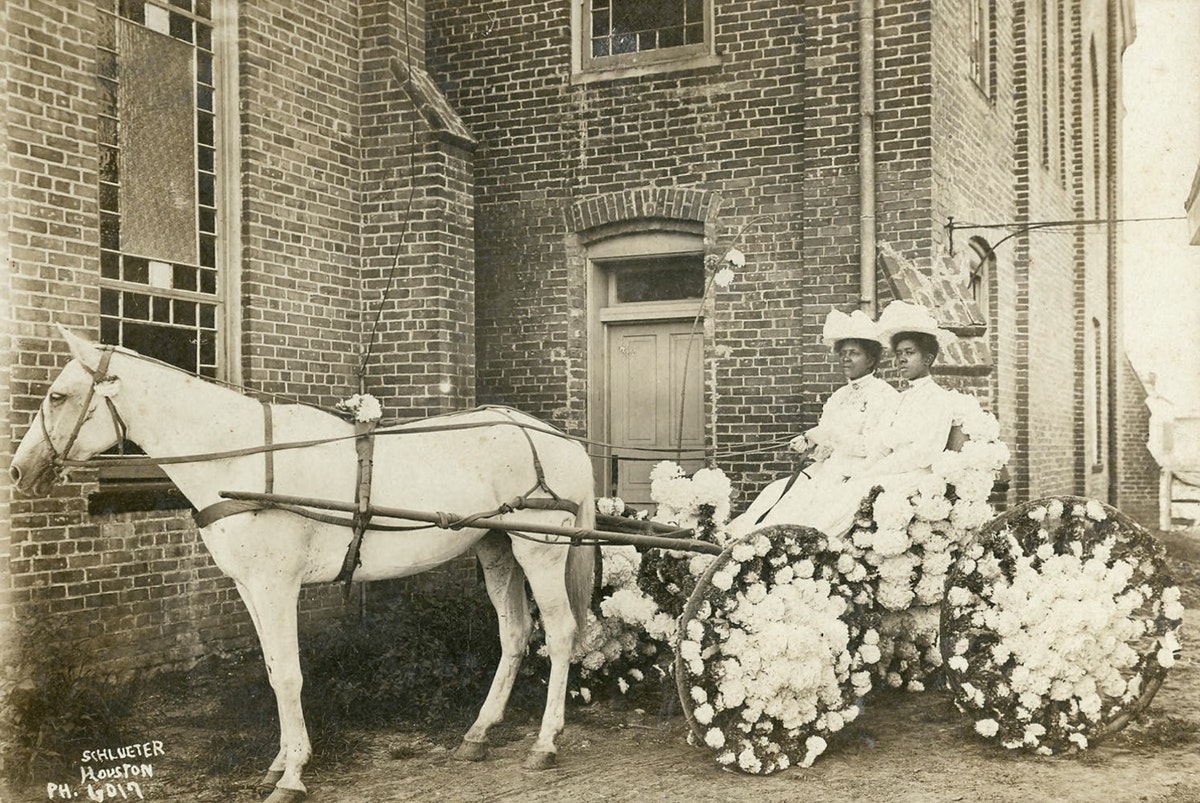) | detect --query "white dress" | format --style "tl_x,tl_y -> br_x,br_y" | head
735,375 -> 957,538
728,373 -> 899,537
